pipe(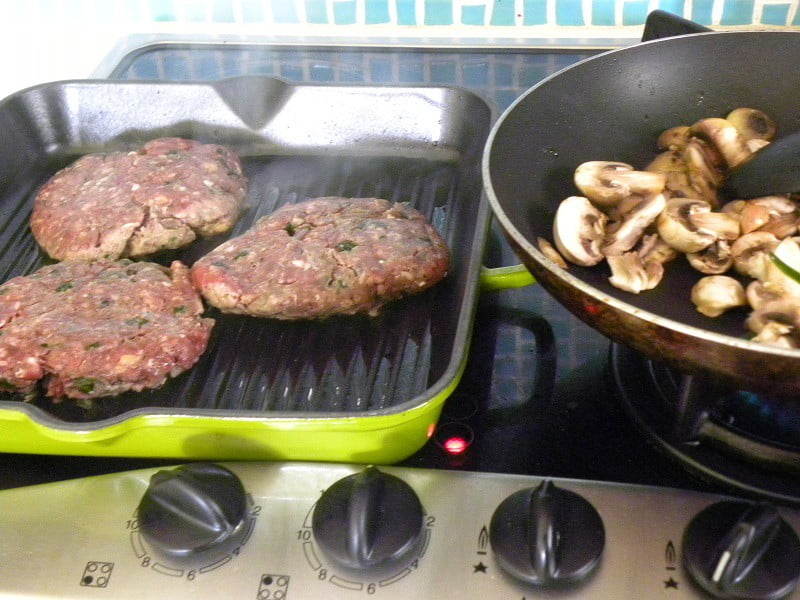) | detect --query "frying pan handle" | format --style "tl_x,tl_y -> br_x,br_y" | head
641,10 -> 711,42
479,265 -> 535,292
